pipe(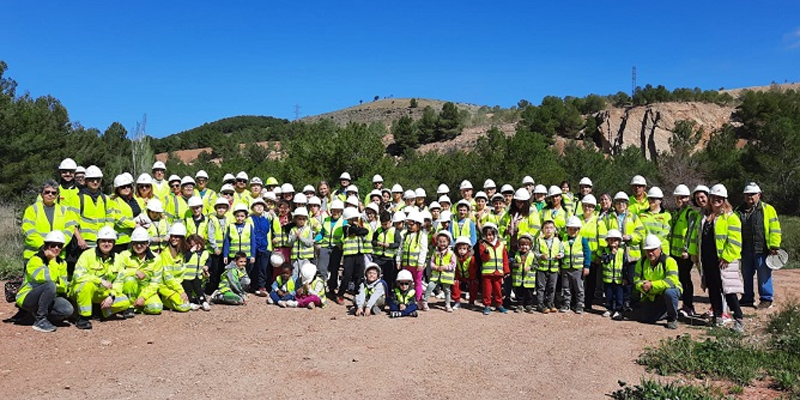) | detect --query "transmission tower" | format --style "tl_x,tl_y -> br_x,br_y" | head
631,66 -> 637,98
294,104 -> 301,121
